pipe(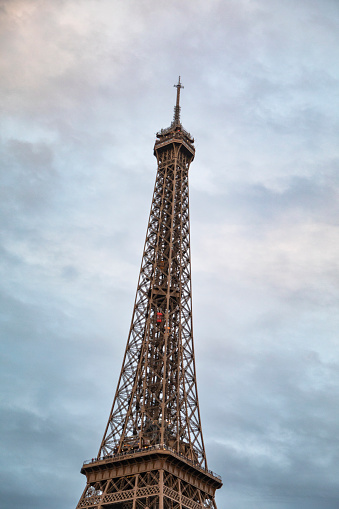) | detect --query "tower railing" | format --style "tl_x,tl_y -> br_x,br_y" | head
83,443 -> 222,481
